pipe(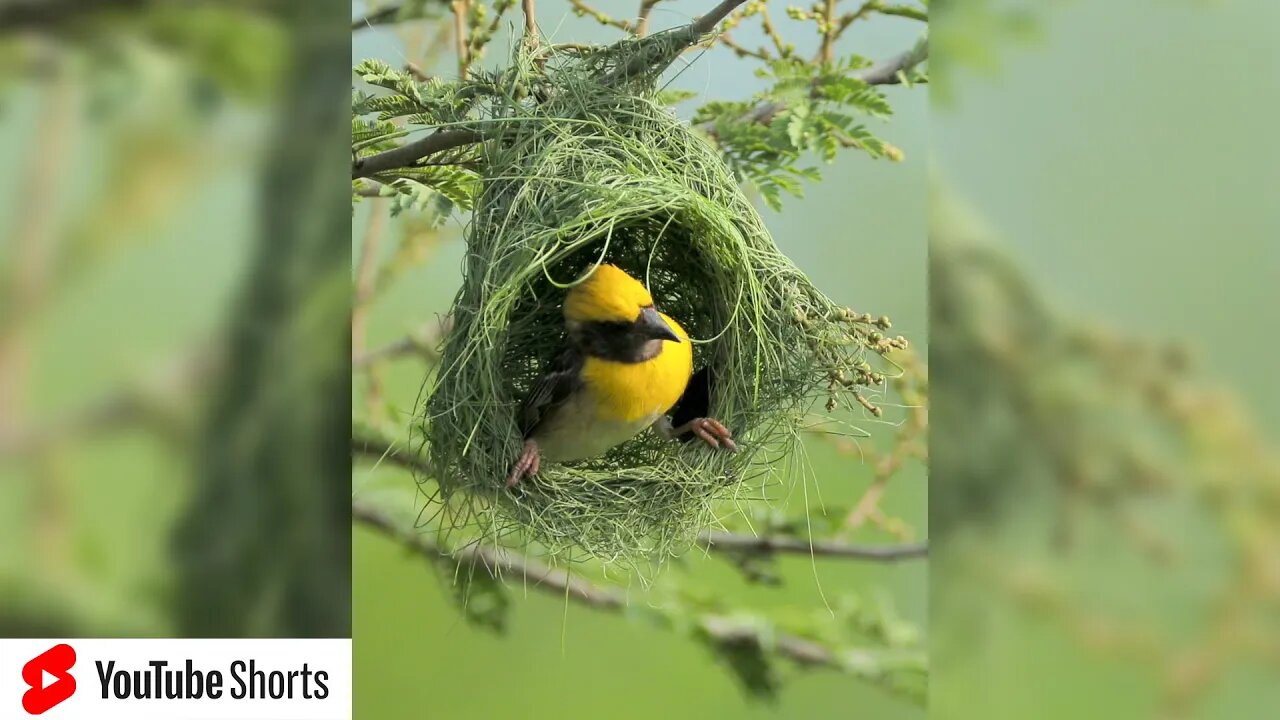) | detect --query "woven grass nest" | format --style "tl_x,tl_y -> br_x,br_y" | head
422,39 -> 900,562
